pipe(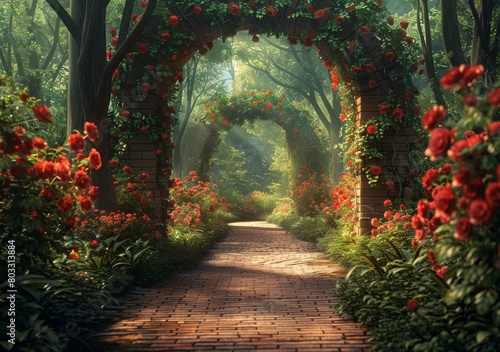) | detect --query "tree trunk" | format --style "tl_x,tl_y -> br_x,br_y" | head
441,0 -> 466,67
67,0 -> 85,135
418,0 -> 447,108
77,0 -> 118,211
